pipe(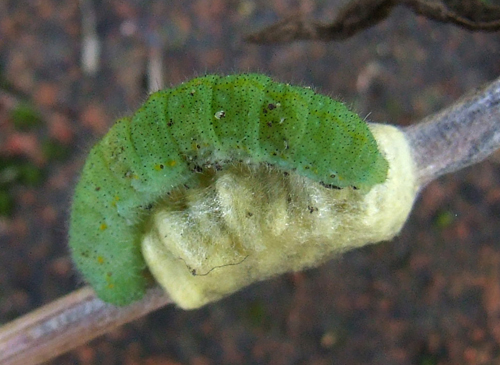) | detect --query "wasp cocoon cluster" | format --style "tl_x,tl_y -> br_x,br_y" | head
142,124 -> 417,309
69,74 -> 416,307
